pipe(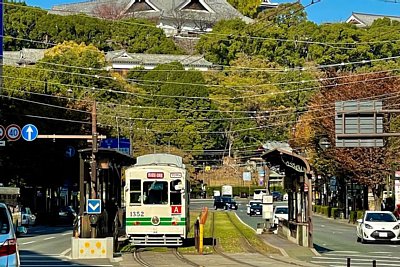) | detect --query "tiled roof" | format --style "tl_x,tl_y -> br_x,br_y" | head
4,49 -> 45,66
51,0 -> 252,24
347,12 -> 400,27
106,50 -> 213,67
